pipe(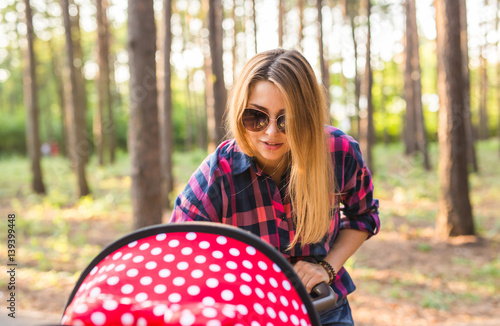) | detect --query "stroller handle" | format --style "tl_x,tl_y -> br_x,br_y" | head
311,282 -> 338,312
